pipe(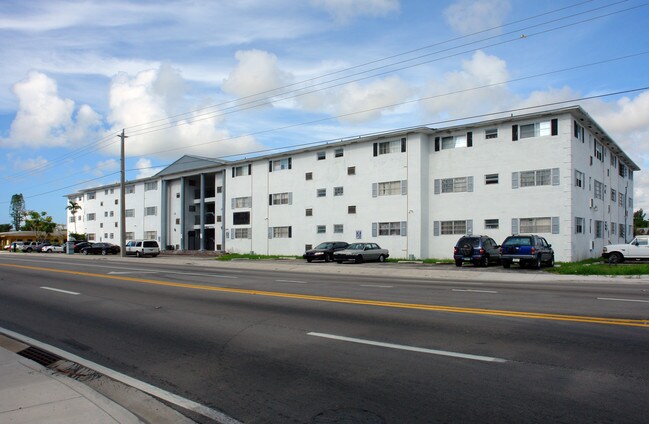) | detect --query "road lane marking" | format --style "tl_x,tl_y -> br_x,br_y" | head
307,332 -> 507,363
41,287 -> 80,296
452,289 -> 498,293
1,263 -> 648,328
360,284 -> 393,288
275,279 -> 308,284
598,297 -> 649,303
